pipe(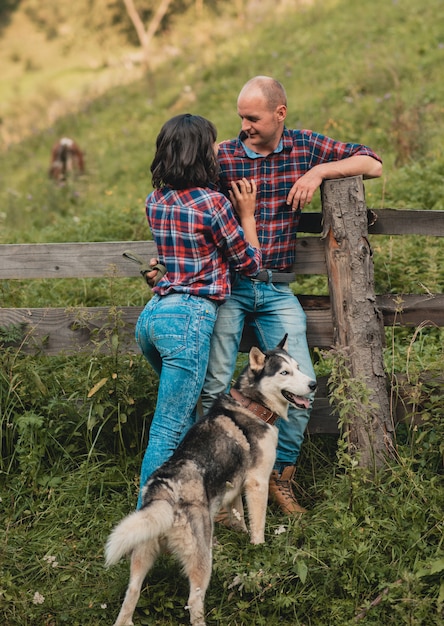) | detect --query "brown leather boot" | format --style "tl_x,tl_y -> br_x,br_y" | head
269,466 -> 307,514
